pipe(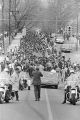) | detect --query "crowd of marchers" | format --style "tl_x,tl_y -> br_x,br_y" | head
0,31 -> 80,102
